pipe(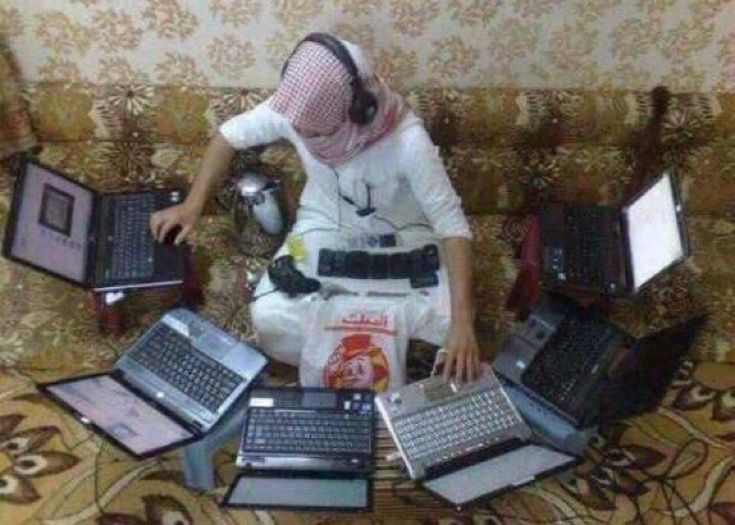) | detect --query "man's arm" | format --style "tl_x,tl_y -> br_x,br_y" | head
151,101 -> 287,244
441,236 -> 481,383
183,133 -> 235,216
150,132 -> 234,244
